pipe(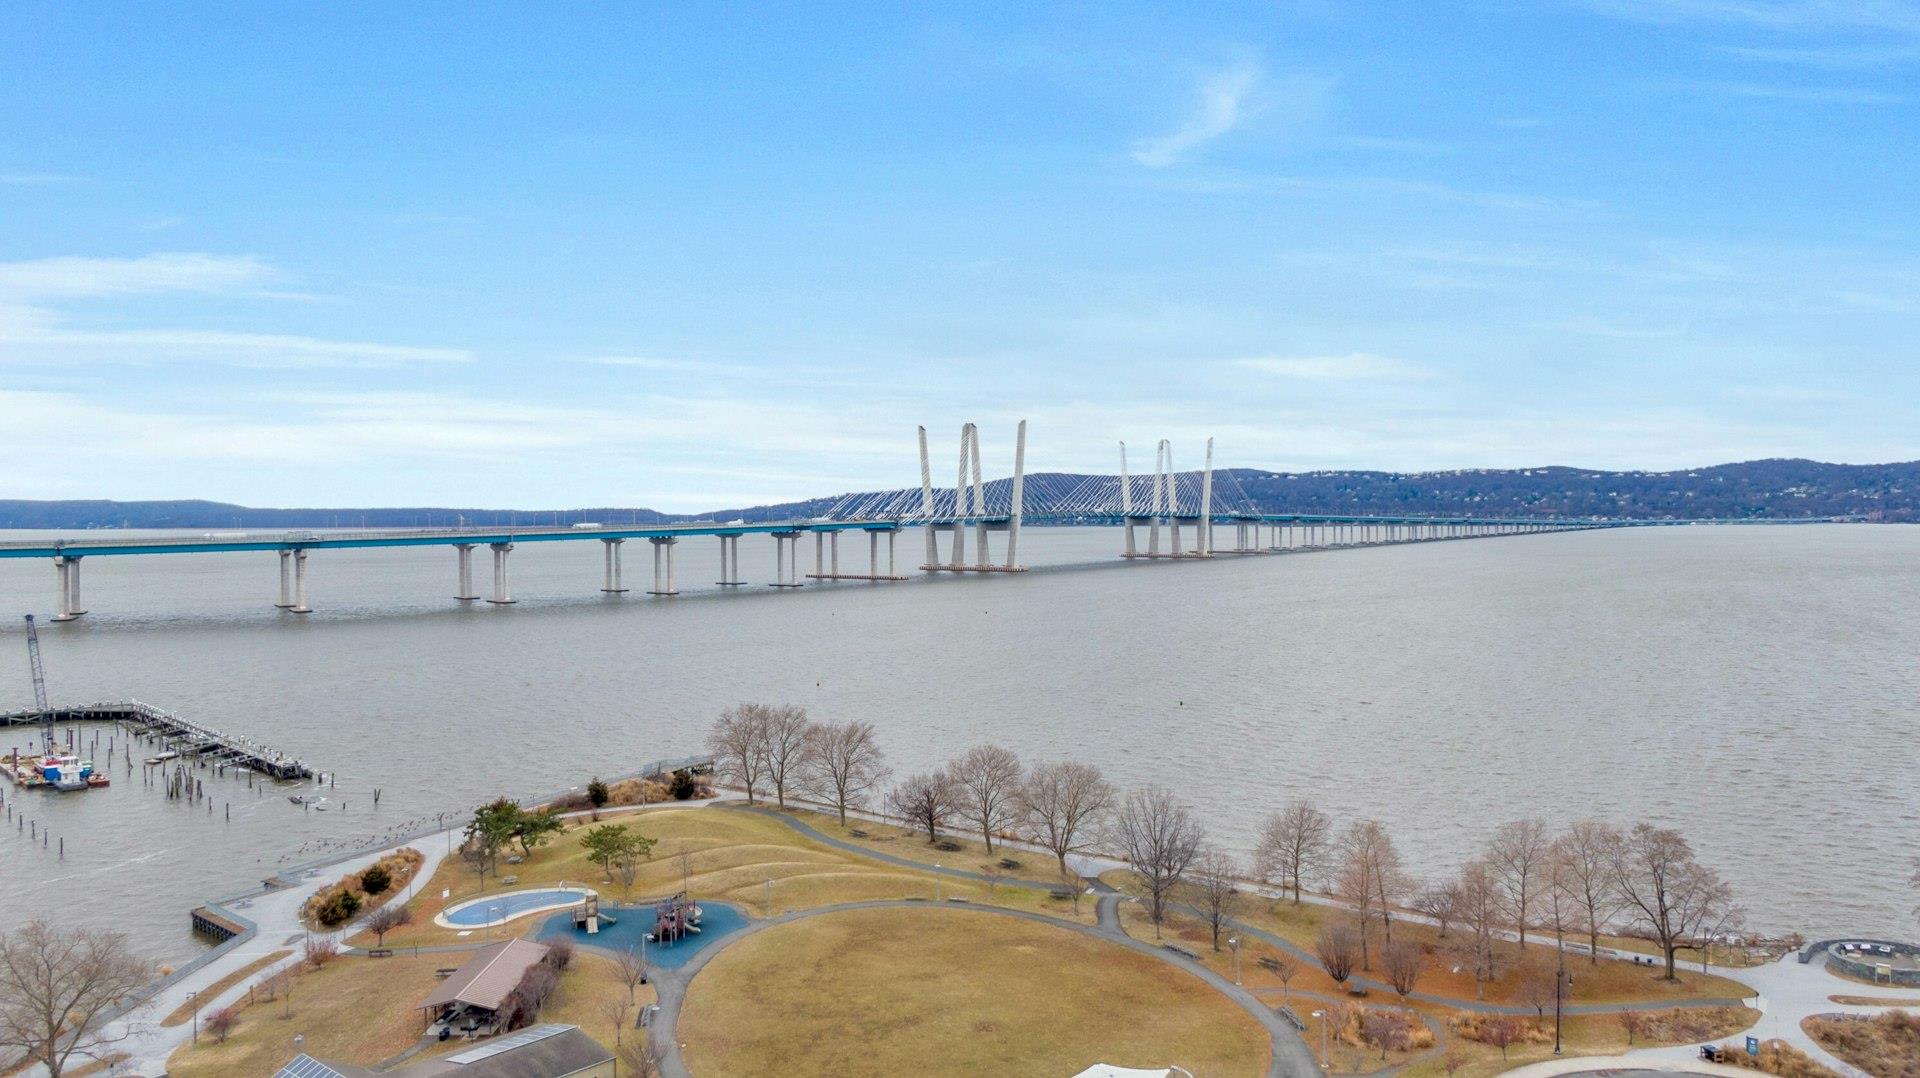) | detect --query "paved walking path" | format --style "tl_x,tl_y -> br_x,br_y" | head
646,897 -> 1323,1078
